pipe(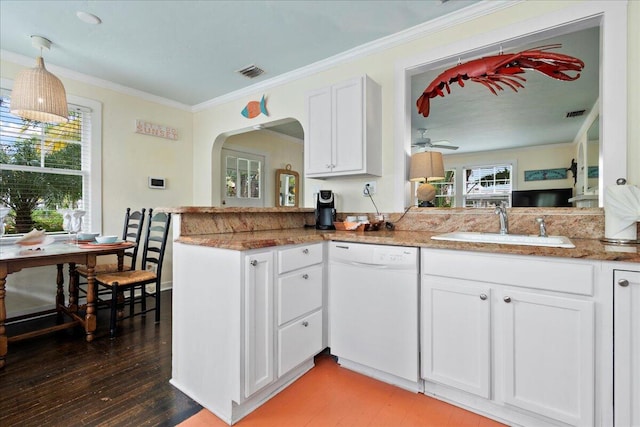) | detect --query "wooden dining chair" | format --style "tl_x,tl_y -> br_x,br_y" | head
75,208 -> 147,305
94,211 -> 171,338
